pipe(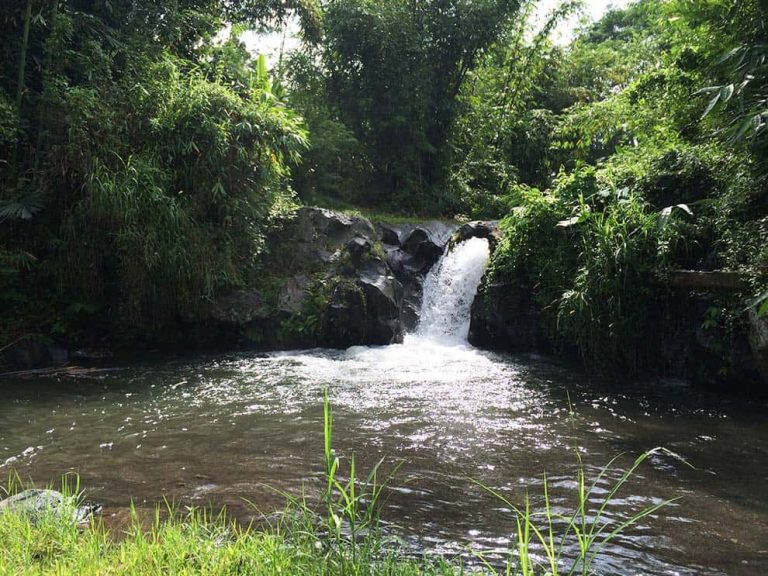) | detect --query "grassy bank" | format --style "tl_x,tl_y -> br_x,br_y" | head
0,505 -> 461,576
0,394 -> 676,575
